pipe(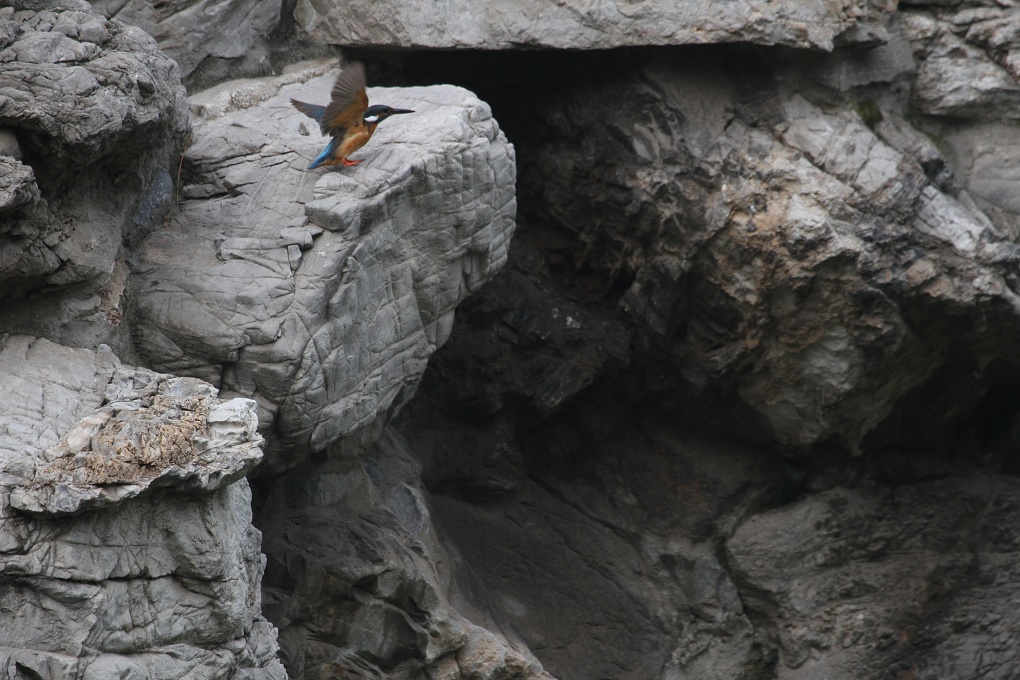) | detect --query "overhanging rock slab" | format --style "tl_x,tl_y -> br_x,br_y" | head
295,0 -> 895,52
